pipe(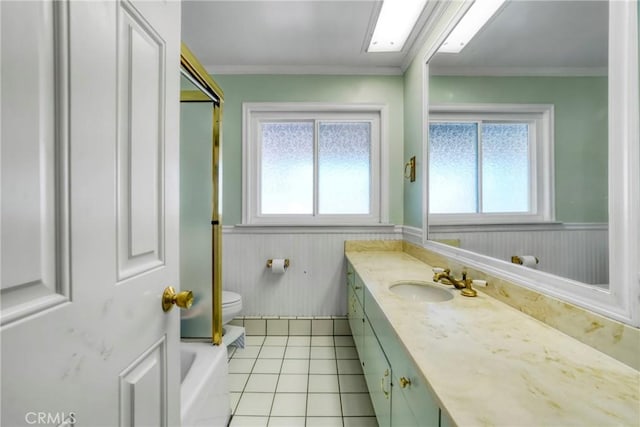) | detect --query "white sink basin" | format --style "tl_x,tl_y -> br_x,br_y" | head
389,281 -> 454,302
